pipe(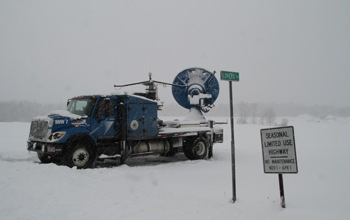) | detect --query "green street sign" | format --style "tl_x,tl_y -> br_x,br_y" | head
220,71 -> 239,81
